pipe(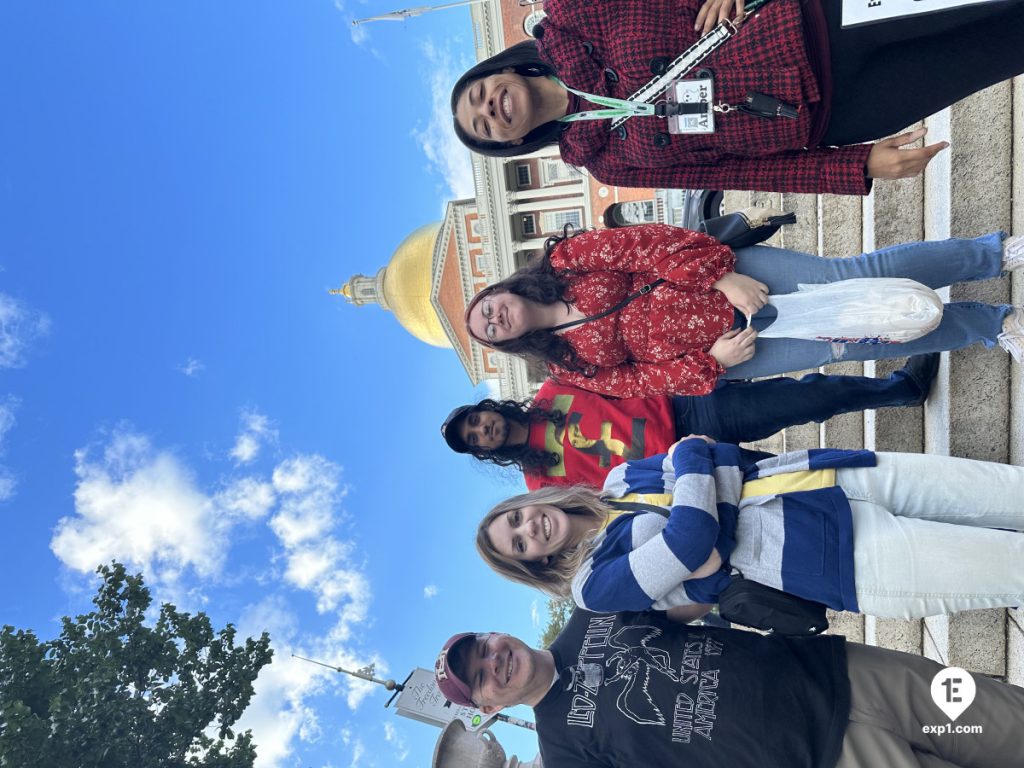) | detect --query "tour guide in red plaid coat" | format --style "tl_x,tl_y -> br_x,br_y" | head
451,0 -> 1024,194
